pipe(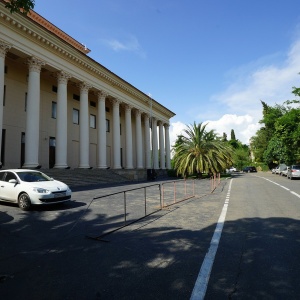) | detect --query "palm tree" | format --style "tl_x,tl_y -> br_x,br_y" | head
172,122 -> 233,177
